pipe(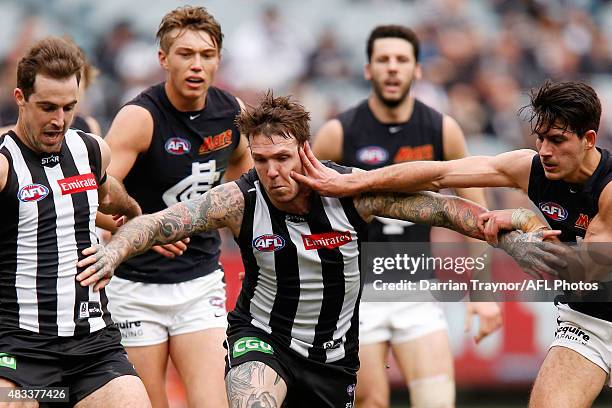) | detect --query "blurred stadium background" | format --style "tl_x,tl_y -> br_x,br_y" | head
1,0 -> 611,406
